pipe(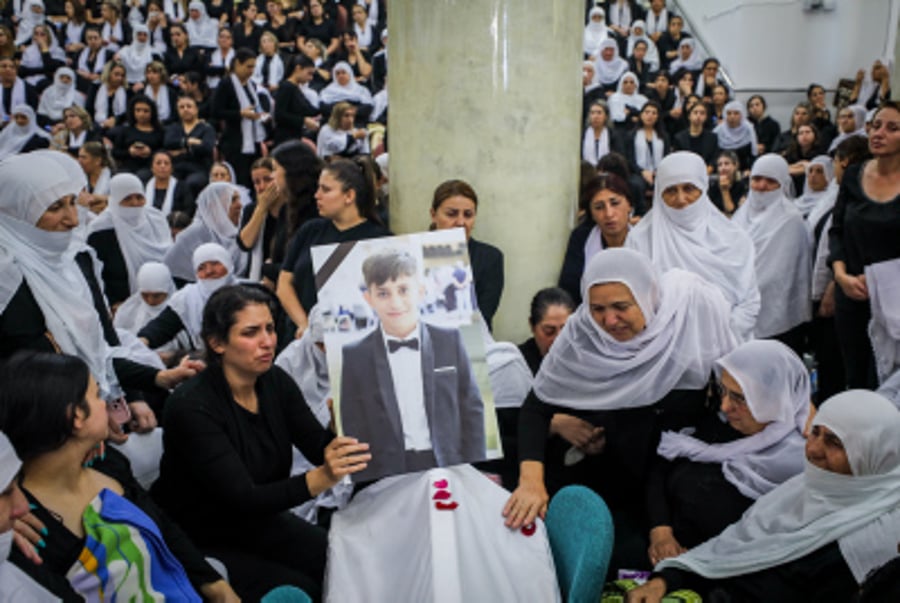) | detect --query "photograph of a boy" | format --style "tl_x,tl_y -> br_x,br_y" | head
339,248 -> 487,483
